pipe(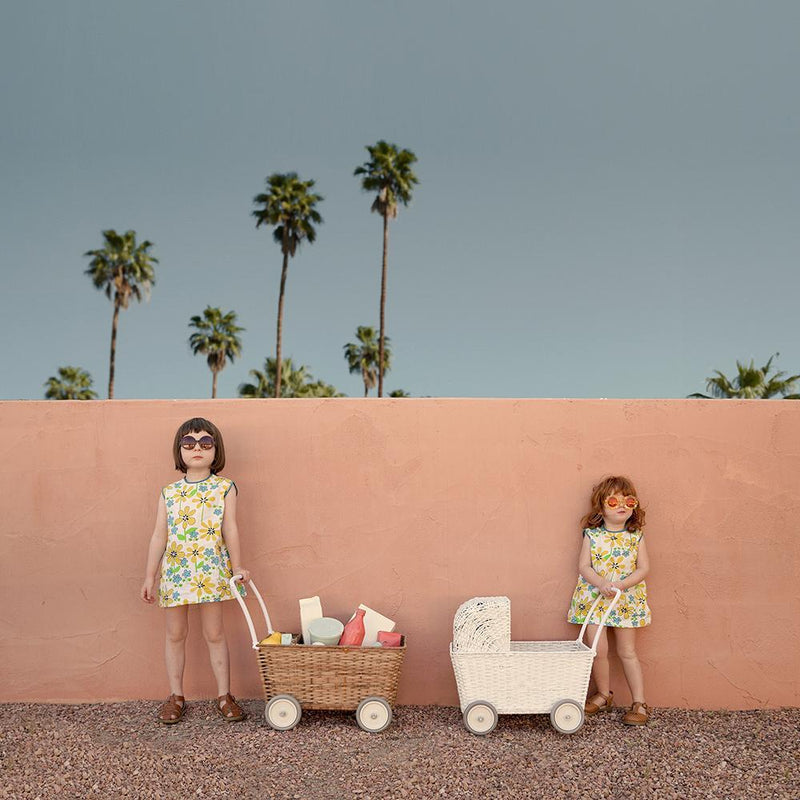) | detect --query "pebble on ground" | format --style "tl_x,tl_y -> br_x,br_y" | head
1,703 -> 798,799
